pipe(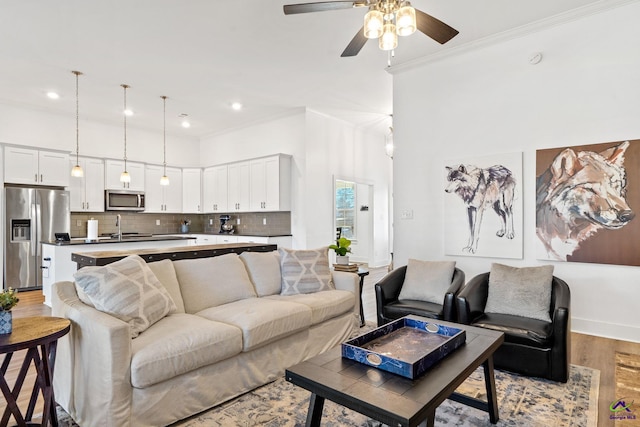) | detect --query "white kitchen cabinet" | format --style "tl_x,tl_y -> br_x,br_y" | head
202,165 -> 228,213
69,157 -> 105,212
227,161 -> 250,212
4,147 -> 69,187
144,165 -> 183,213
216,235 -> 239,244
182,168 -> 202,213
249,154 -> 291,211
105,160 -> 145,191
